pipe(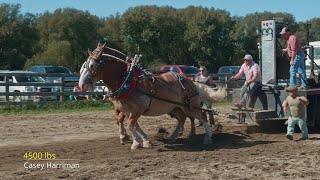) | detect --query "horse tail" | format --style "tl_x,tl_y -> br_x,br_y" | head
194,82 -> 227,103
